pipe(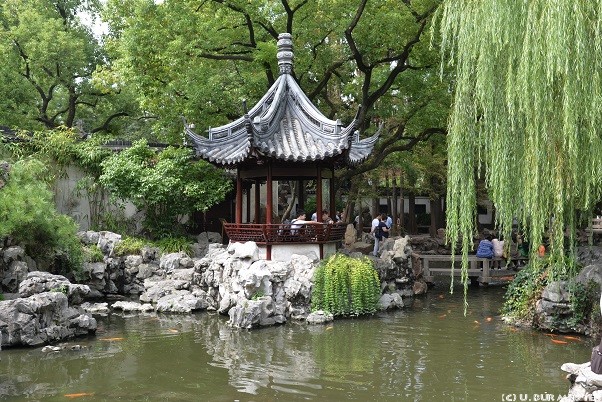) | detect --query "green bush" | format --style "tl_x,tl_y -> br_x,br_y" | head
501,262 -> 549,320
99,140 -> 232,238
0,159 -> 83,276
311,254 -> 381,316
568,280 -> 600,327
155,236 -> 193,256
83,245 -> 105,263
113,236 -> 149,256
